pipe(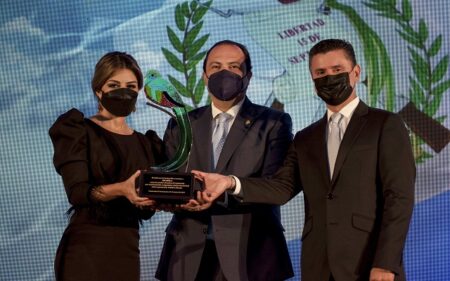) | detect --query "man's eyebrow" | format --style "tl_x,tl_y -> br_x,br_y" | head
228,61 -> 243,66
